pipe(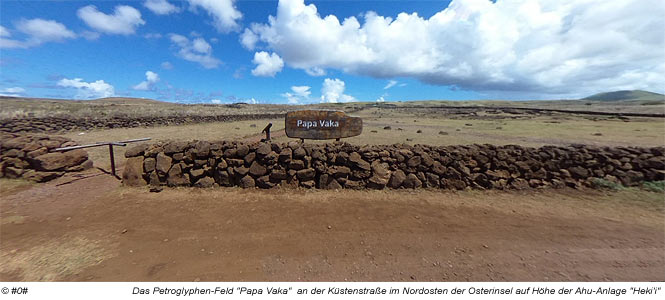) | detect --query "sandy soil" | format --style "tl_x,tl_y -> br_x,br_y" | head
1,167 -> 663,282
